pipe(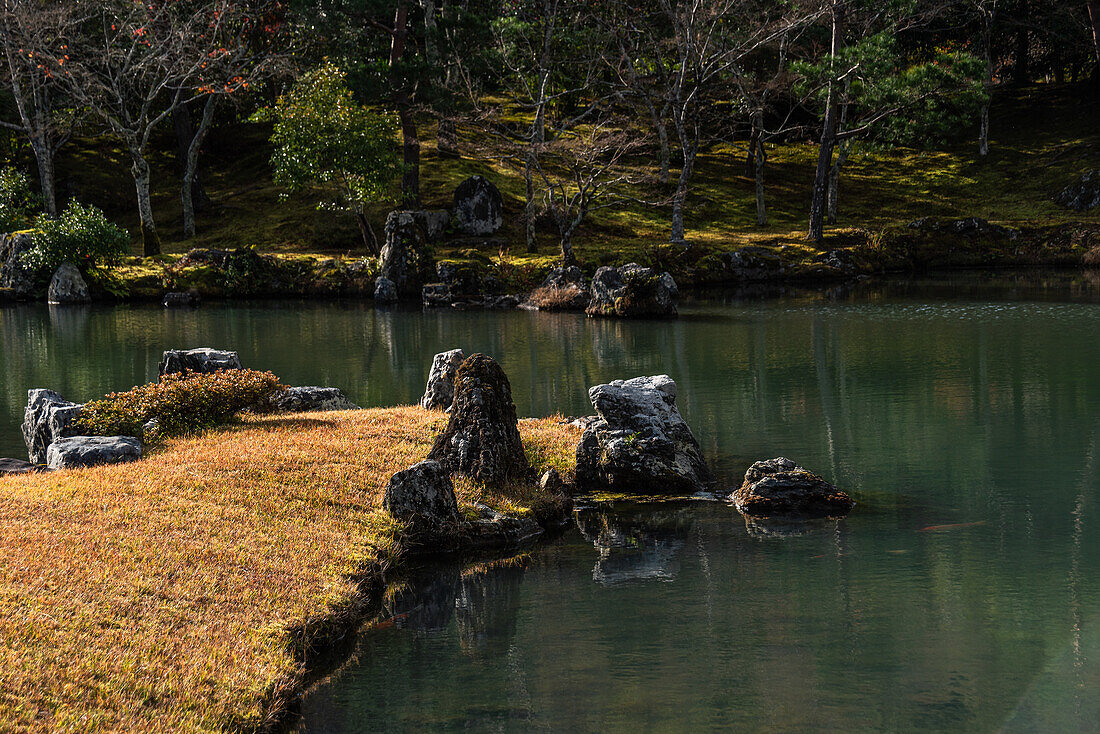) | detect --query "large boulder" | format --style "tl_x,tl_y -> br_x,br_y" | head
524,266 -> 590,311
275,386 -> 359,412
159,348 -> 243,376
575,375 -> 712,493
731,457 -> 855,518
427,354 -> 529,484
46,436 -> 142,470
22,389 -> 83,465
383,460 -> 460,531
0,458 -> 40,475
0,232 -> 38,298
586,263 -> 678,318
421,348 -> 466,410
47,263 -> 90,305
1053,170 -> 1100,212
452,176 -> 503,236
379,211 -> 435,299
